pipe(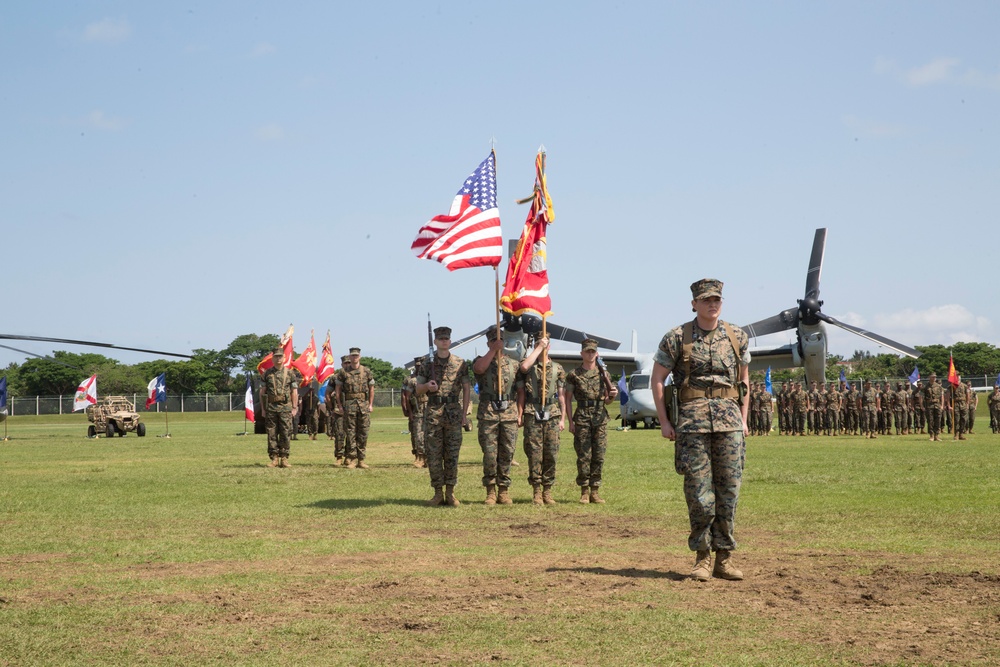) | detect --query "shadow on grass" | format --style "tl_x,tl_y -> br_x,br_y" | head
547,566 -> 687,581
303,497 -> 431,510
